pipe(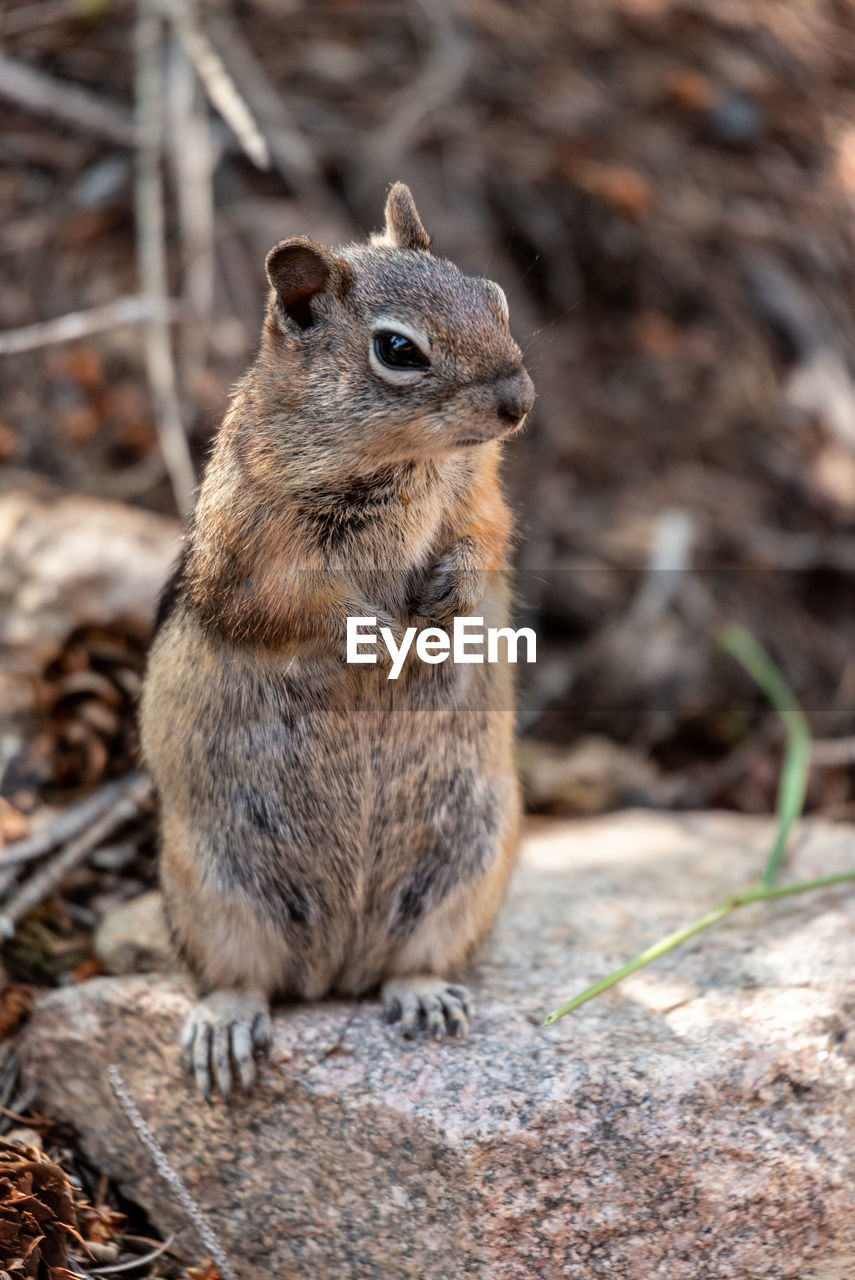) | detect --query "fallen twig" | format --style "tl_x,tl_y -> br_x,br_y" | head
135,0 -> 197,520
0,774 -> 151,938
0,297 -> 180,357
108,1065 -> 238,1280
0,772 -> 149,868
0,52 -> 136,147
89,1234 -> 175,1275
